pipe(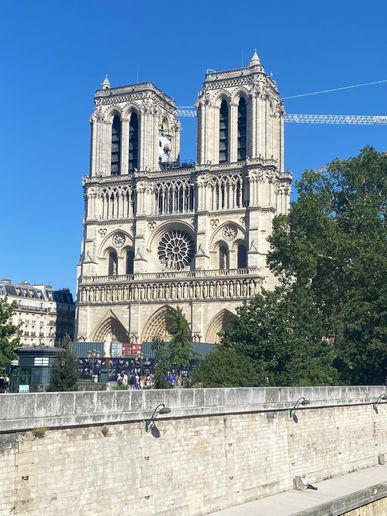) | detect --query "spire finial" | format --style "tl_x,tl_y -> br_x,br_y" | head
249,50 -> 260,67
101,74 -> 110,90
